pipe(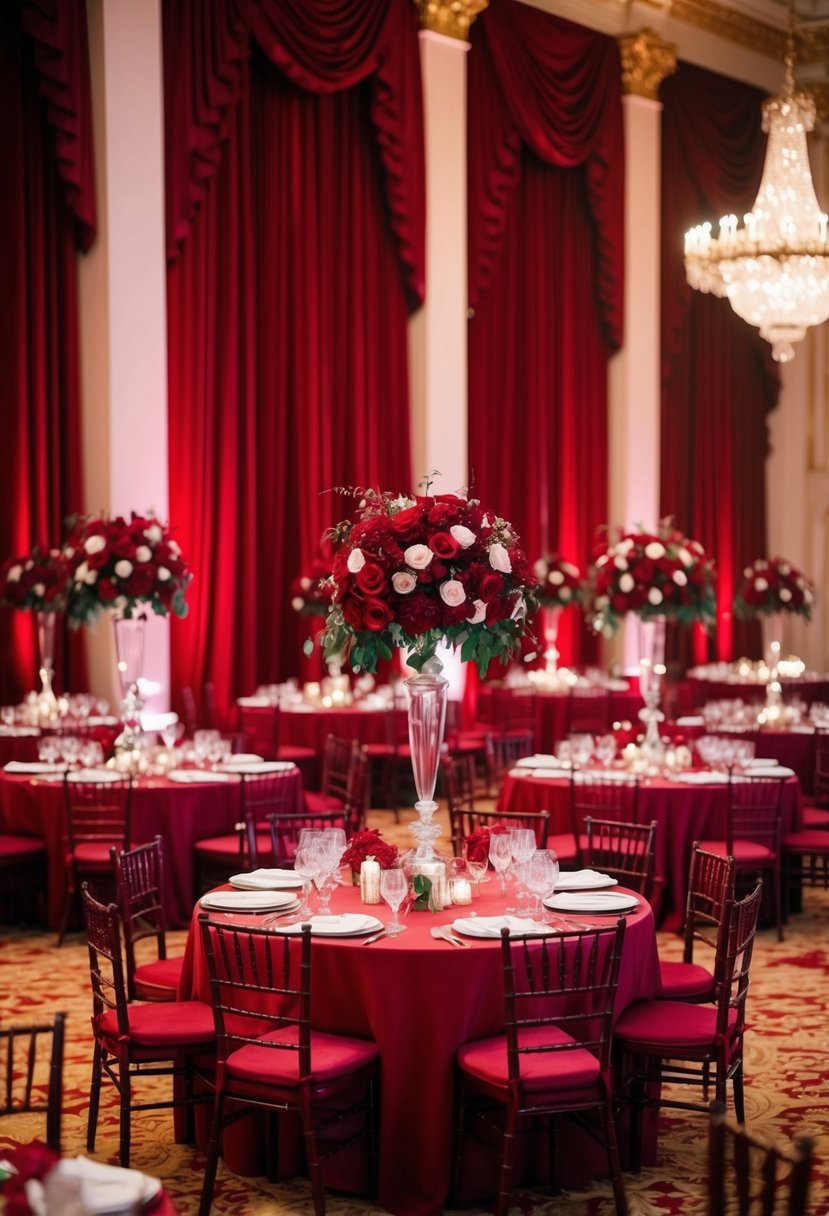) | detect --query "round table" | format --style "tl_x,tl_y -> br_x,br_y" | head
676,718 -> 818,792
0,766 -> 304,928
497,768 -> 803,931
179,882 -> 660,1216
475,686 -> 644,752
